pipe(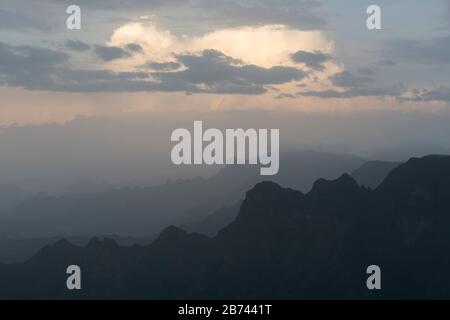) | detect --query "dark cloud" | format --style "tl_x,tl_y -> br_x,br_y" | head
297,70 -> 402,99
330,71 -> 374,88
94,45 -> 131,61
197,0 -> 326,30
0,43 -> 304,94
4,0 -> 325,32
291,50 -> 333,71
0,42 -> 156,92
0,43 -> 68,68
155,49 -> 307,88
298,86 -> 402,99
41,69 -> 158,92
62,49 -> 306,94
42,0 -> 181,10
65,40 -> 90,52
274,93 -> 296,99
142,61 -> 181,71
125,43 -> 143,53
386,35 -> 450,64
0,42 -> 69,90
405,87 -> 450,102
94,44 -> 144,61
55,68 -> 148,82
